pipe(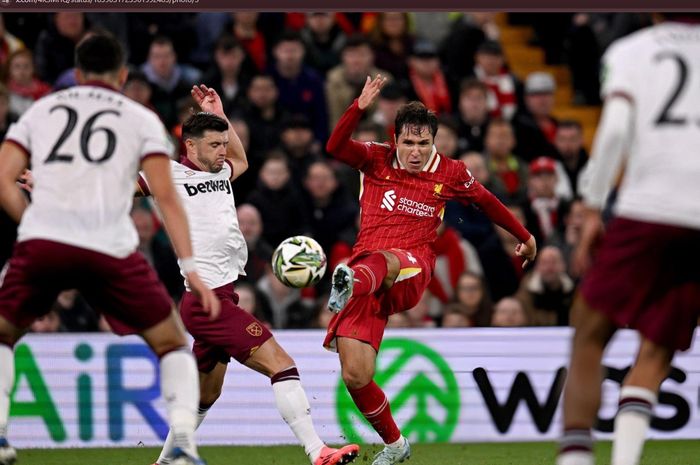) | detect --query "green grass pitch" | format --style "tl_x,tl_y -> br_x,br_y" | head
14,440 -> 700,465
